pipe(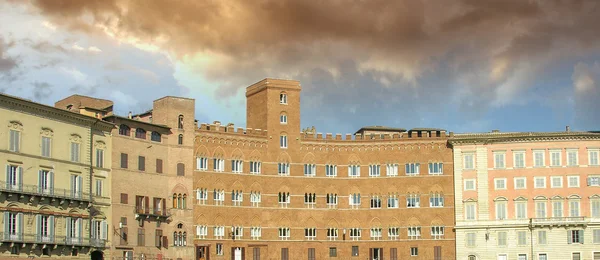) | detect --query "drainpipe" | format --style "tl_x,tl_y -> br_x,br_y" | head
89,121 -> 96,248
529,218 -> 534,259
